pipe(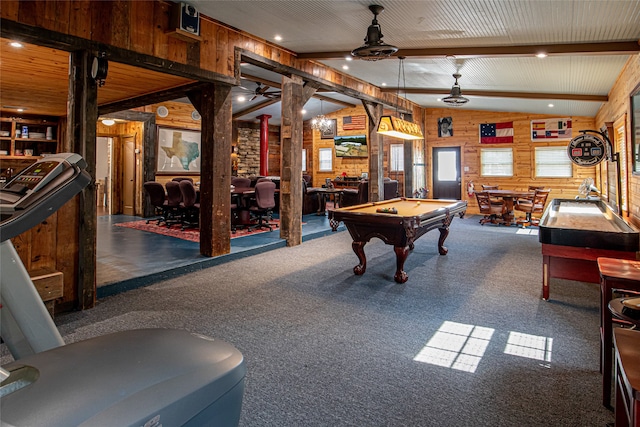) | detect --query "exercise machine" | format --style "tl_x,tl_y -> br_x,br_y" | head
1,153 -> 246,426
